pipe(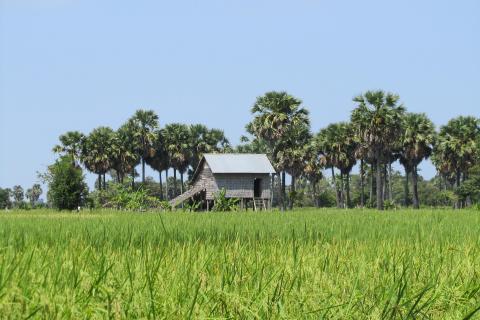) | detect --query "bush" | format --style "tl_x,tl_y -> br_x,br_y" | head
46,156 -> 88,210
213,189 -> 239,212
